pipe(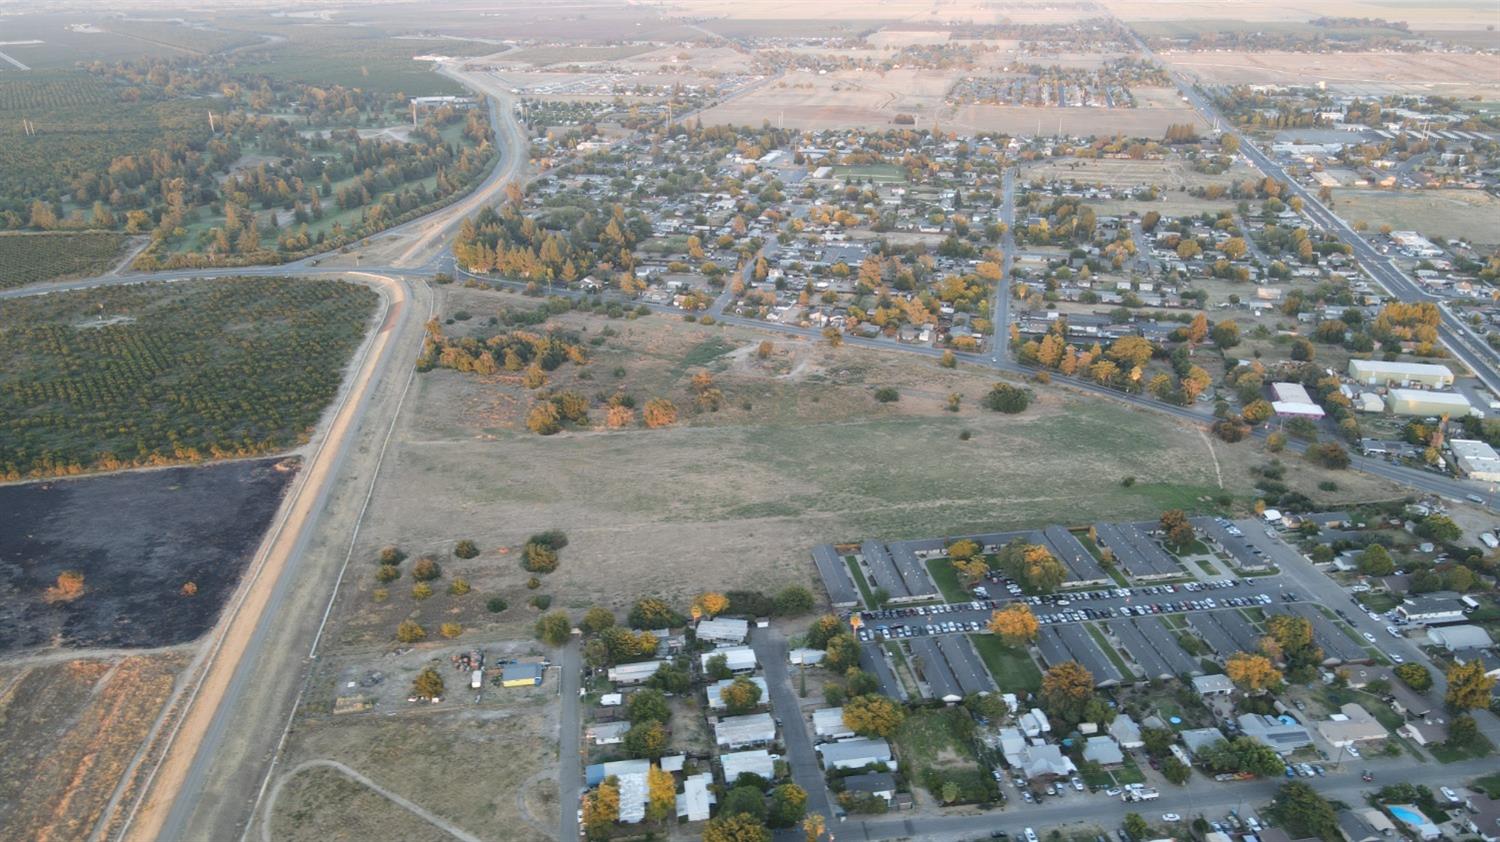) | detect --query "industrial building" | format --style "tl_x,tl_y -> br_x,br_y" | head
1270,382 -> 1325,418
1348,359 -> 1455,388
1385,388 -> 1473,417
1450,439 -> 1500,481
